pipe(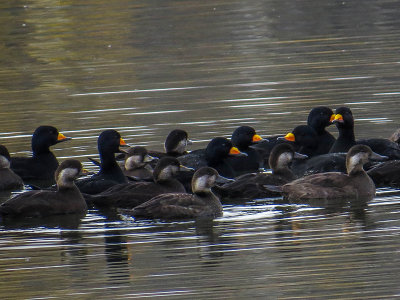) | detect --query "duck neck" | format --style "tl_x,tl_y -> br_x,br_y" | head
337,124 -> 355,143
100,151 -> 119,170
273,167 -> 296,181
